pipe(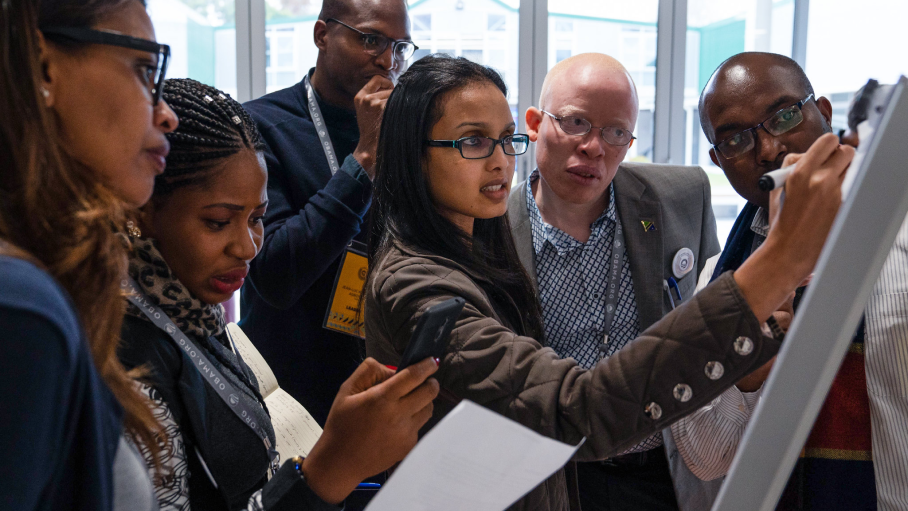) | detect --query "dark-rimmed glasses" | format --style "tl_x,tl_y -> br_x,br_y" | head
713,94 -> 815,159
41,27 -> 170,105
541,110 -> 636,146
426,134 -> 529,159
326,19 -> 418,62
